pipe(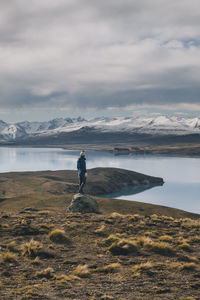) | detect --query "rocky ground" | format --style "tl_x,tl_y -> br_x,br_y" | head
0,209 -> 200,300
